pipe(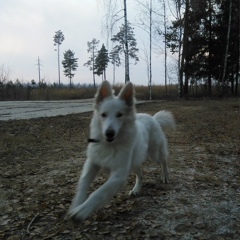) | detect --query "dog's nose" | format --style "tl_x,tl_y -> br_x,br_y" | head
105,129 -> 115,142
